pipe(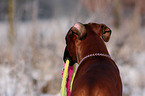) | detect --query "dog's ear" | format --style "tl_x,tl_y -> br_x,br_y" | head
71,22 -> 87,40
89,23 -> 111,42
63,22 -> 86,65
63,46 -> 75,66
101,24 -> 112,42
